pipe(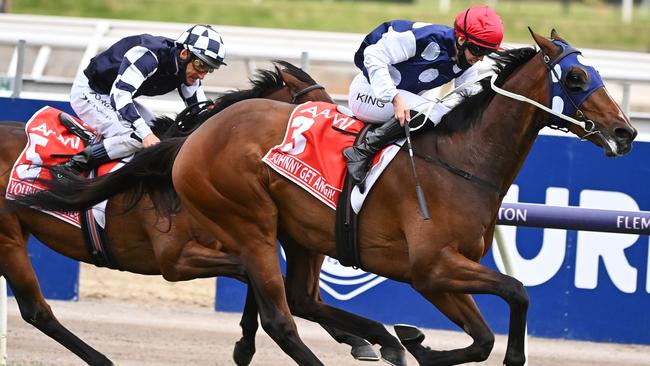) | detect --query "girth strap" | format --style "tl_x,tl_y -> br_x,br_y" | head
79,168 -> 116,269
334,124 -> 372,268
79,207 -> 114,268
